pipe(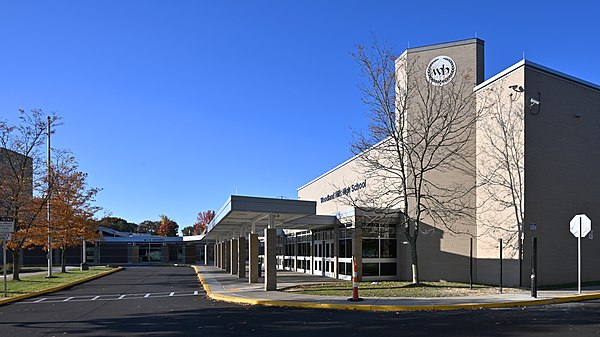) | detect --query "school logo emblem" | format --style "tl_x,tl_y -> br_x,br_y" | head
426,56 -> 456,86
